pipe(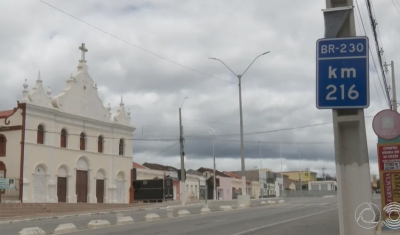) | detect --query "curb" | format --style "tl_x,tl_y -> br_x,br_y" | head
17,202 -> 278,235
1,201 -> 265,225
0,203 -> 201,225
